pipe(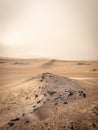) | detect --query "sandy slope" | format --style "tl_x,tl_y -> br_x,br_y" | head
0,58 -> 98,130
